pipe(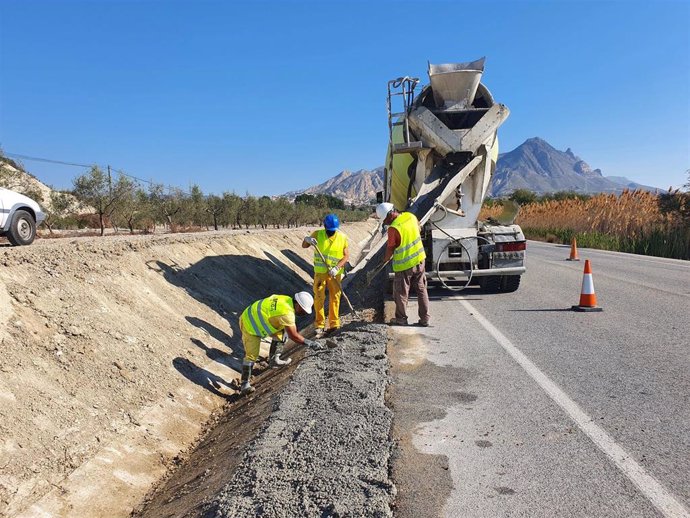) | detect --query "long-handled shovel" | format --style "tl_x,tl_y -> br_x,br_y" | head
311,243 -> 361,320
365,258 -> 392,286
